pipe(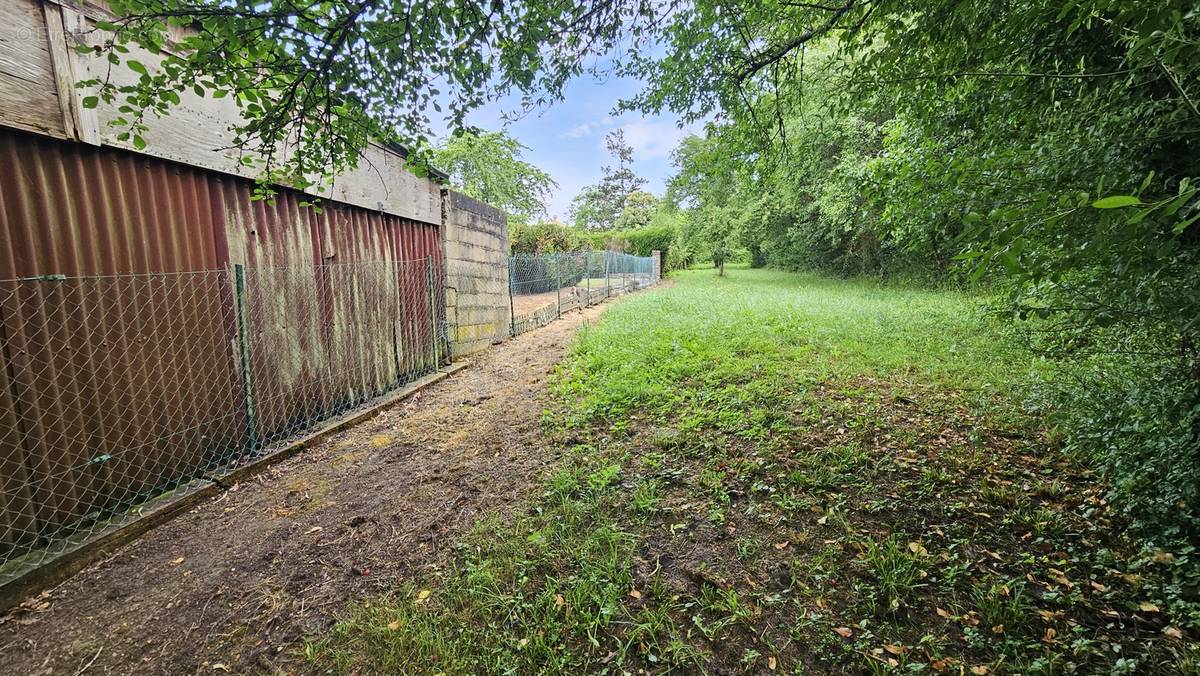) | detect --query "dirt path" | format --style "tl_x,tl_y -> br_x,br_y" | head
0,303 -> 612,676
